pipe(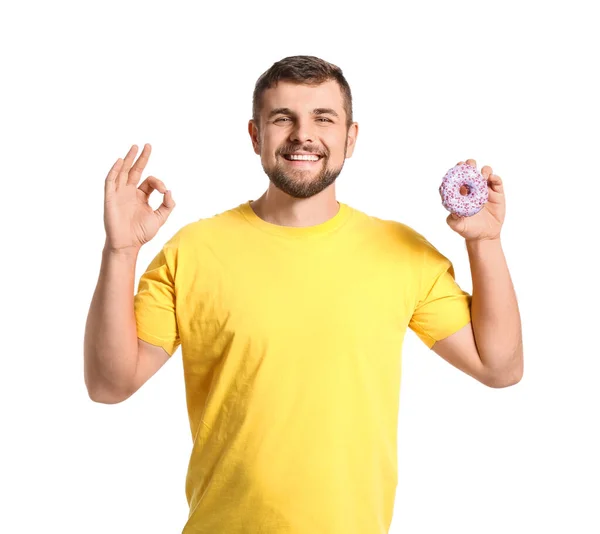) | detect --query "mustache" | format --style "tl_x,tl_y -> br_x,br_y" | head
279,146 -> 326,156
